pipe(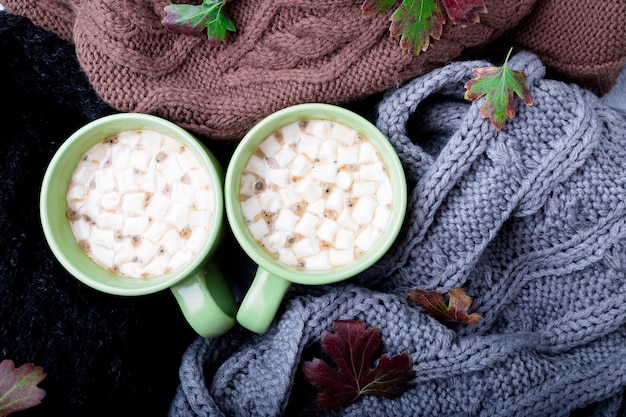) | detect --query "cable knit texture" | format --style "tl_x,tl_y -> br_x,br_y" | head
0,0 -> 568,141
505,0 -> 626,97
168,53 -> 626,416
